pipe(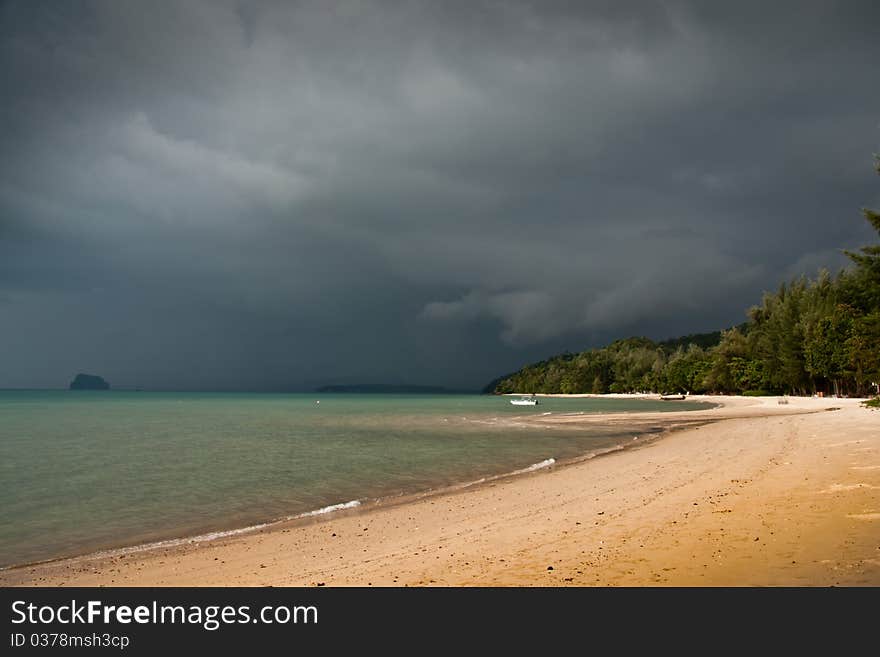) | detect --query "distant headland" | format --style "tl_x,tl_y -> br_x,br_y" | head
69,373 -> 110,390
315,384 -> 458,394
